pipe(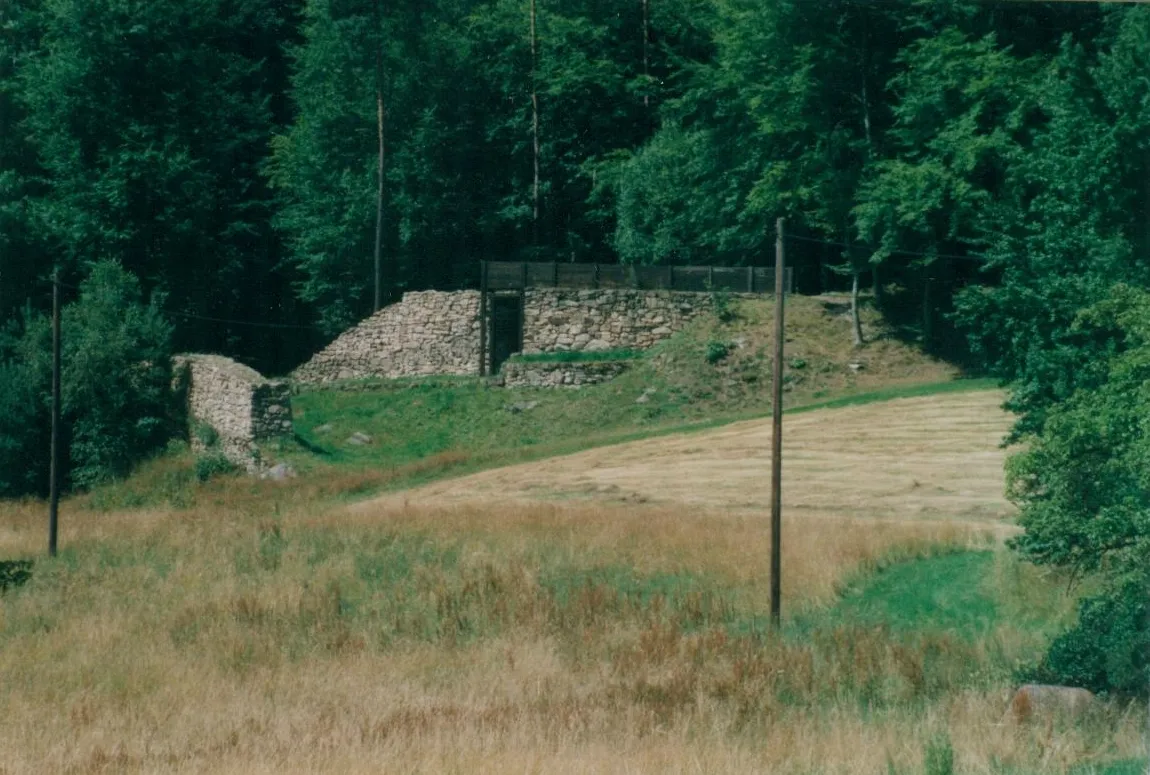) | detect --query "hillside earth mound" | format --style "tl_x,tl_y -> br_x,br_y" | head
287,295 -> 963,475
